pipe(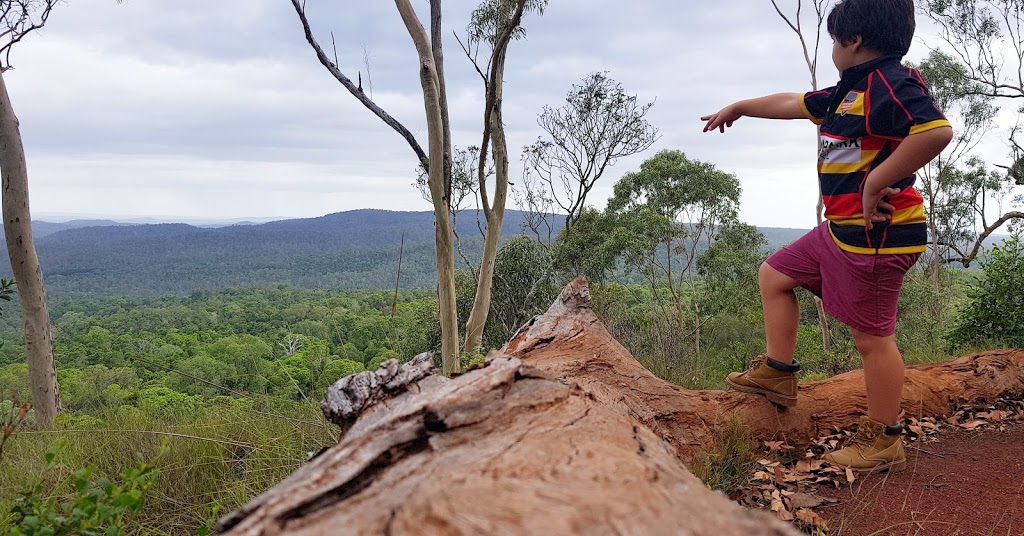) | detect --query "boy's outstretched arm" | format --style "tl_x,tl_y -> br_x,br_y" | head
701,93 -> 805,133
862,126 -> 954,230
